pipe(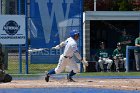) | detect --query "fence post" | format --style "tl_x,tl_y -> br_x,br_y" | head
80,0 -> 83,72
1,0 -> 8,70
25,0 -> 28,74
3,46 -> 8,70
126,46 -> 129,72
18,0 -> 22,74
